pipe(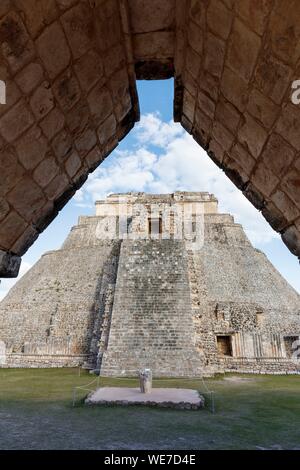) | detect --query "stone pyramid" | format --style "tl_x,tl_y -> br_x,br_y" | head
0,192 -> 299,377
